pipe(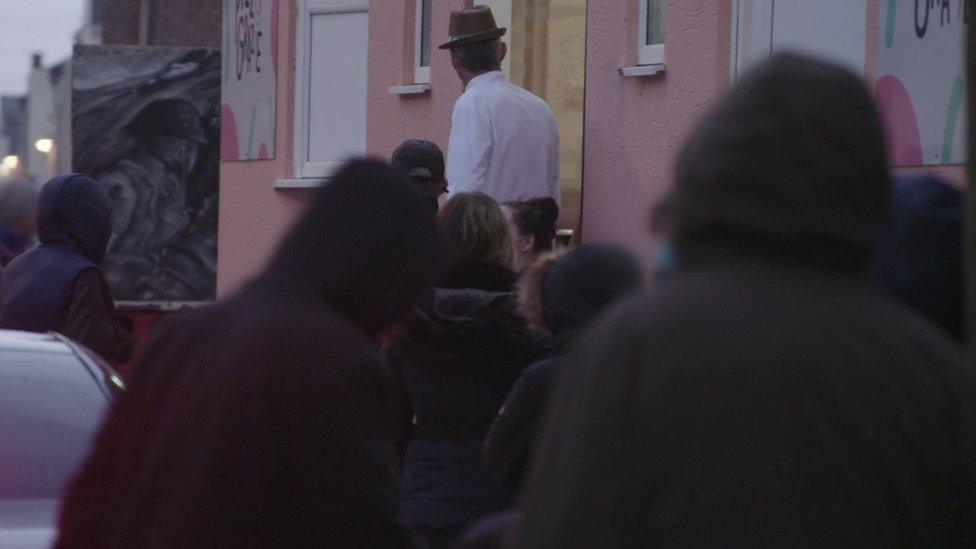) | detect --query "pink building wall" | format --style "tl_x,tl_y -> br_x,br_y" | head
216,0 -> 965,295
580,0 -> 732,262
217,0 -> 307,297
366,0 -> 466,160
